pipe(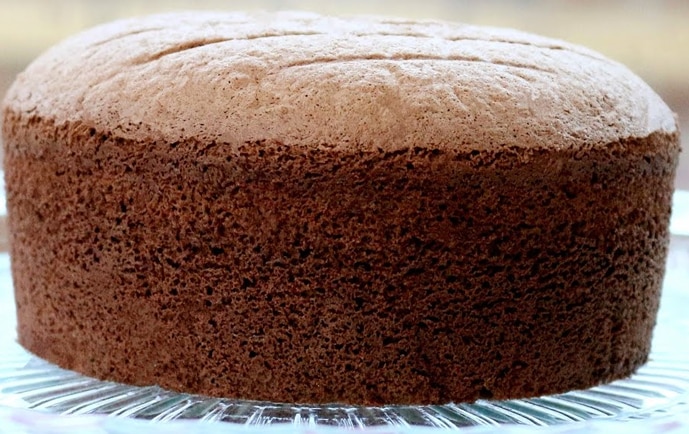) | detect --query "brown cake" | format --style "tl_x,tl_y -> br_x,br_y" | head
1,11 -> 680,405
